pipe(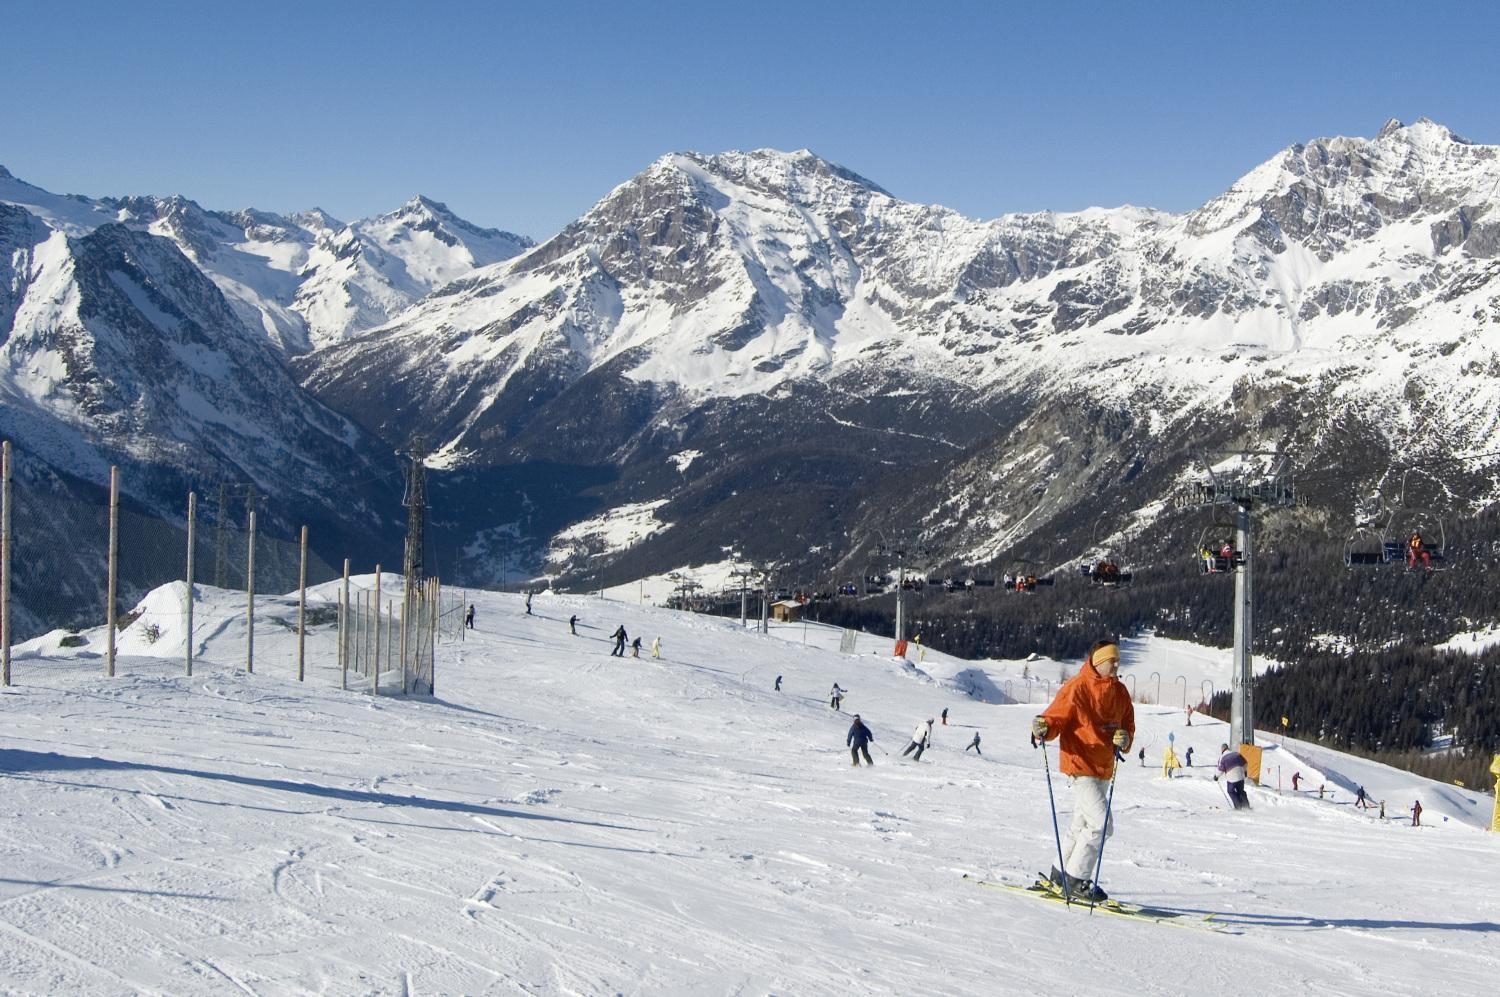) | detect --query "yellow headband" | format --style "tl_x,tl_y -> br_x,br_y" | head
1093,644 -> 1120,666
